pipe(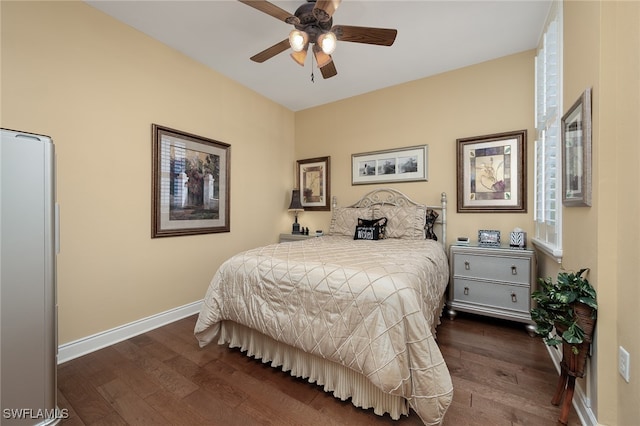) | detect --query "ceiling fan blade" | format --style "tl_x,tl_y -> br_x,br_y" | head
290,46 -> 308,66
238,0 -> 299,25
250,39 -> 290,63
332,25 -> 398,46
313,0 -> 341,22
320,60 -> 337,79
